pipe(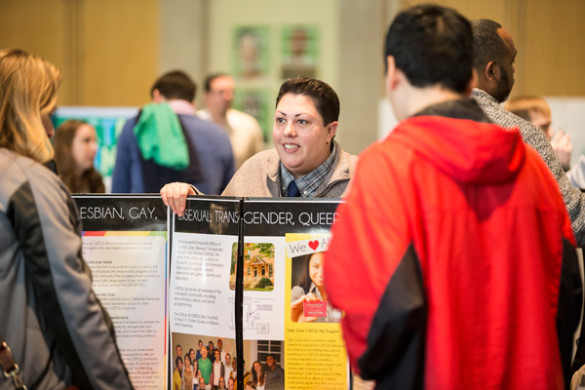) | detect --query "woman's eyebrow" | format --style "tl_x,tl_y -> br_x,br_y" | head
276,110 -> 310,118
